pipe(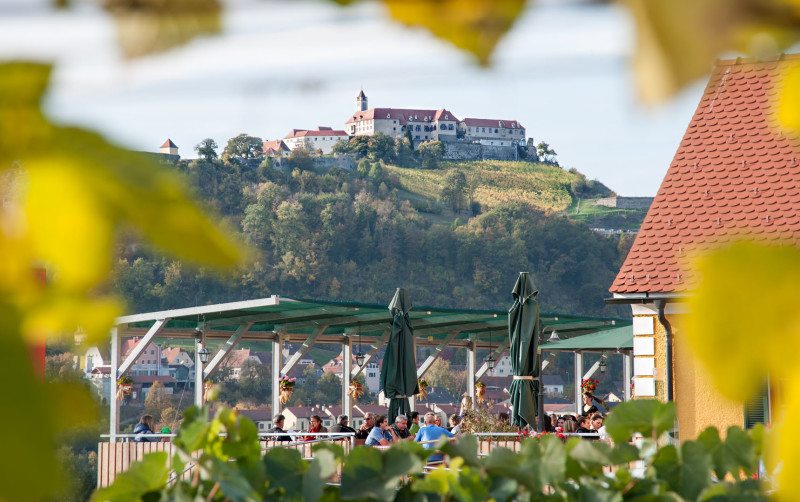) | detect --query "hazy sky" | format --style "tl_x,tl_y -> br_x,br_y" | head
1,0 -> 707,195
